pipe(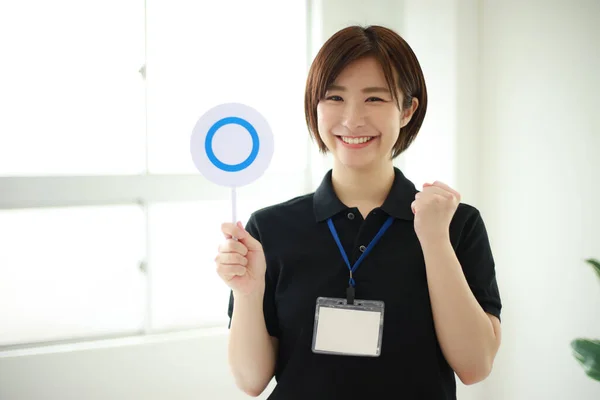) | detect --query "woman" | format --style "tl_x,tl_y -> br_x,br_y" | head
215,25 -> 502,399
